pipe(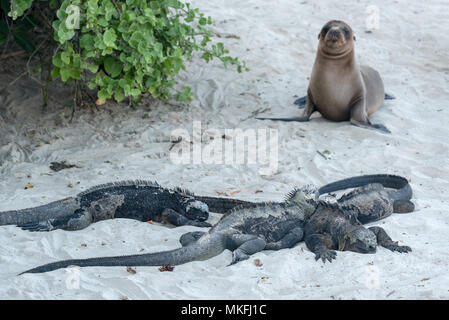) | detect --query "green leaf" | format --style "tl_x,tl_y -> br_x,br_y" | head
60,67 -> 70,82
103,56 -> 122,78
80,34 -> 94,51
49,0 -> 59,9
87,64 -> 99,73
51,66 -> 60,78
103,29 -> 117,48
114,90 -> 124,102
53,53 -> 63,68
61,51 -> 71,64
9,0 -> 33,20
69,67 -> 81,79
98,88 -> 111,101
